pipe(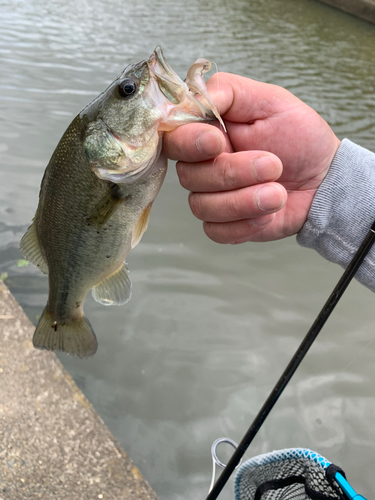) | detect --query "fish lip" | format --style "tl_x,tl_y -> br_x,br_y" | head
147,46 -> 215,120
147,46 -> 180,87
148,46 -> 168,72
